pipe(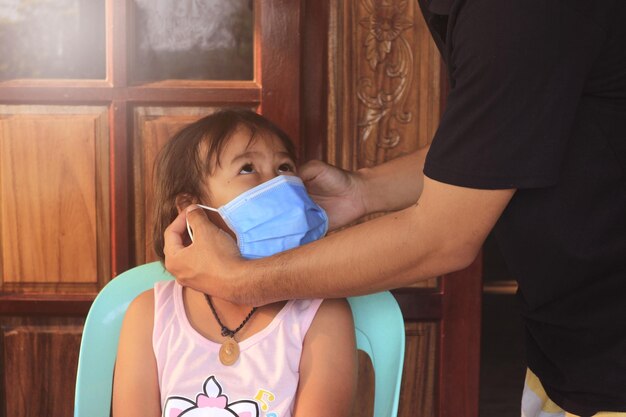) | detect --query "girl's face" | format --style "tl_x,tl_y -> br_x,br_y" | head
204,127 -> 297,208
